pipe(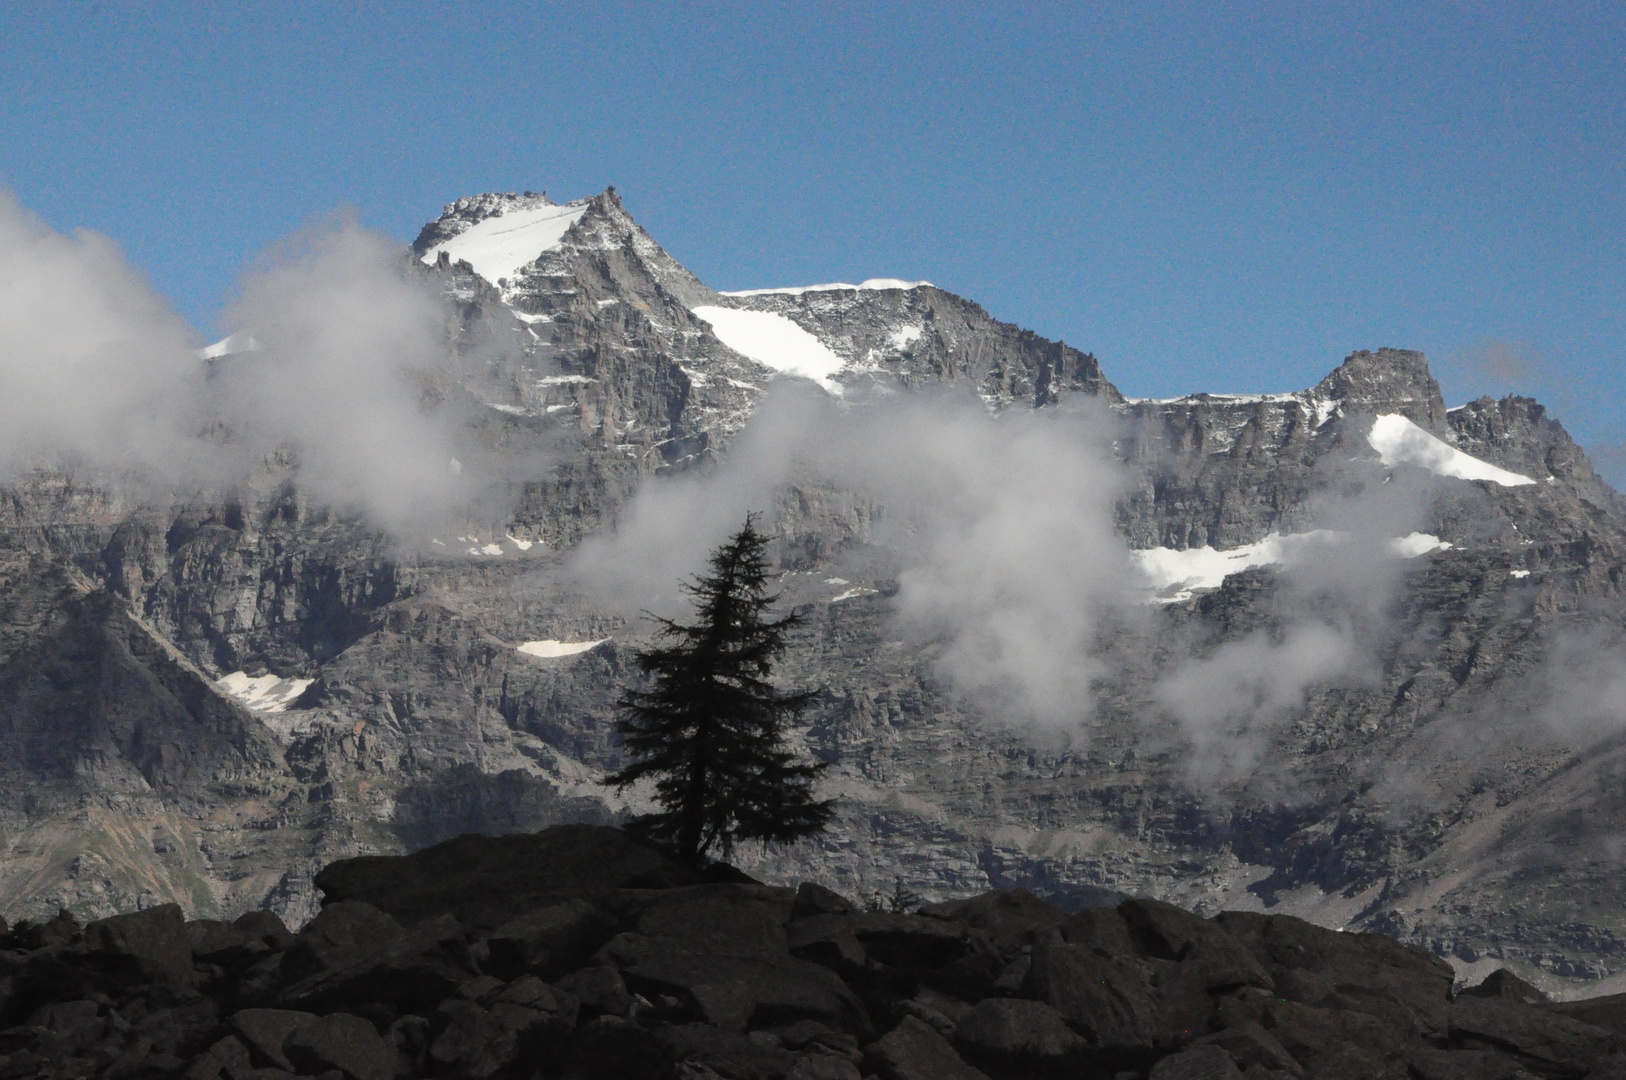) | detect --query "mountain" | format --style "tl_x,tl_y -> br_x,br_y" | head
2,187 -> 1624,1000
